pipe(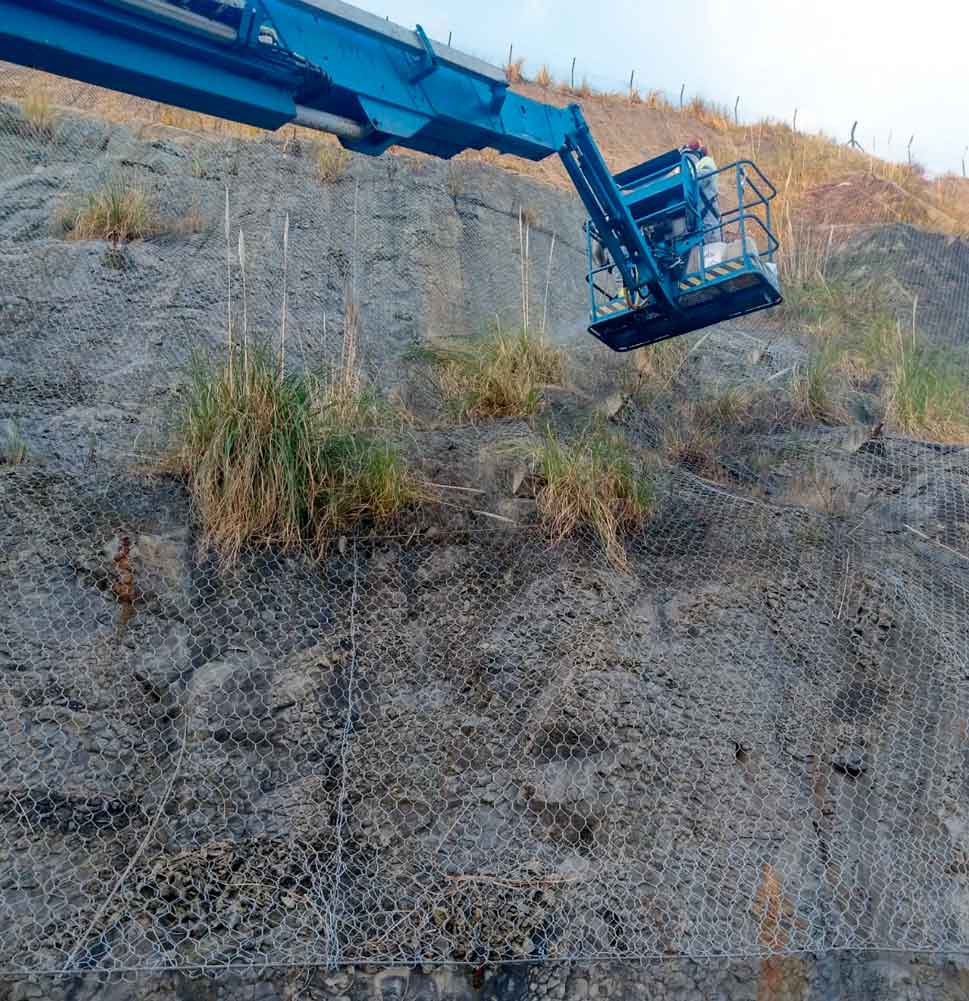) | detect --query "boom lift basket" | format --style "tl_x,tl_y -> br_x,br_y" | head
585,154 -> 782,352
